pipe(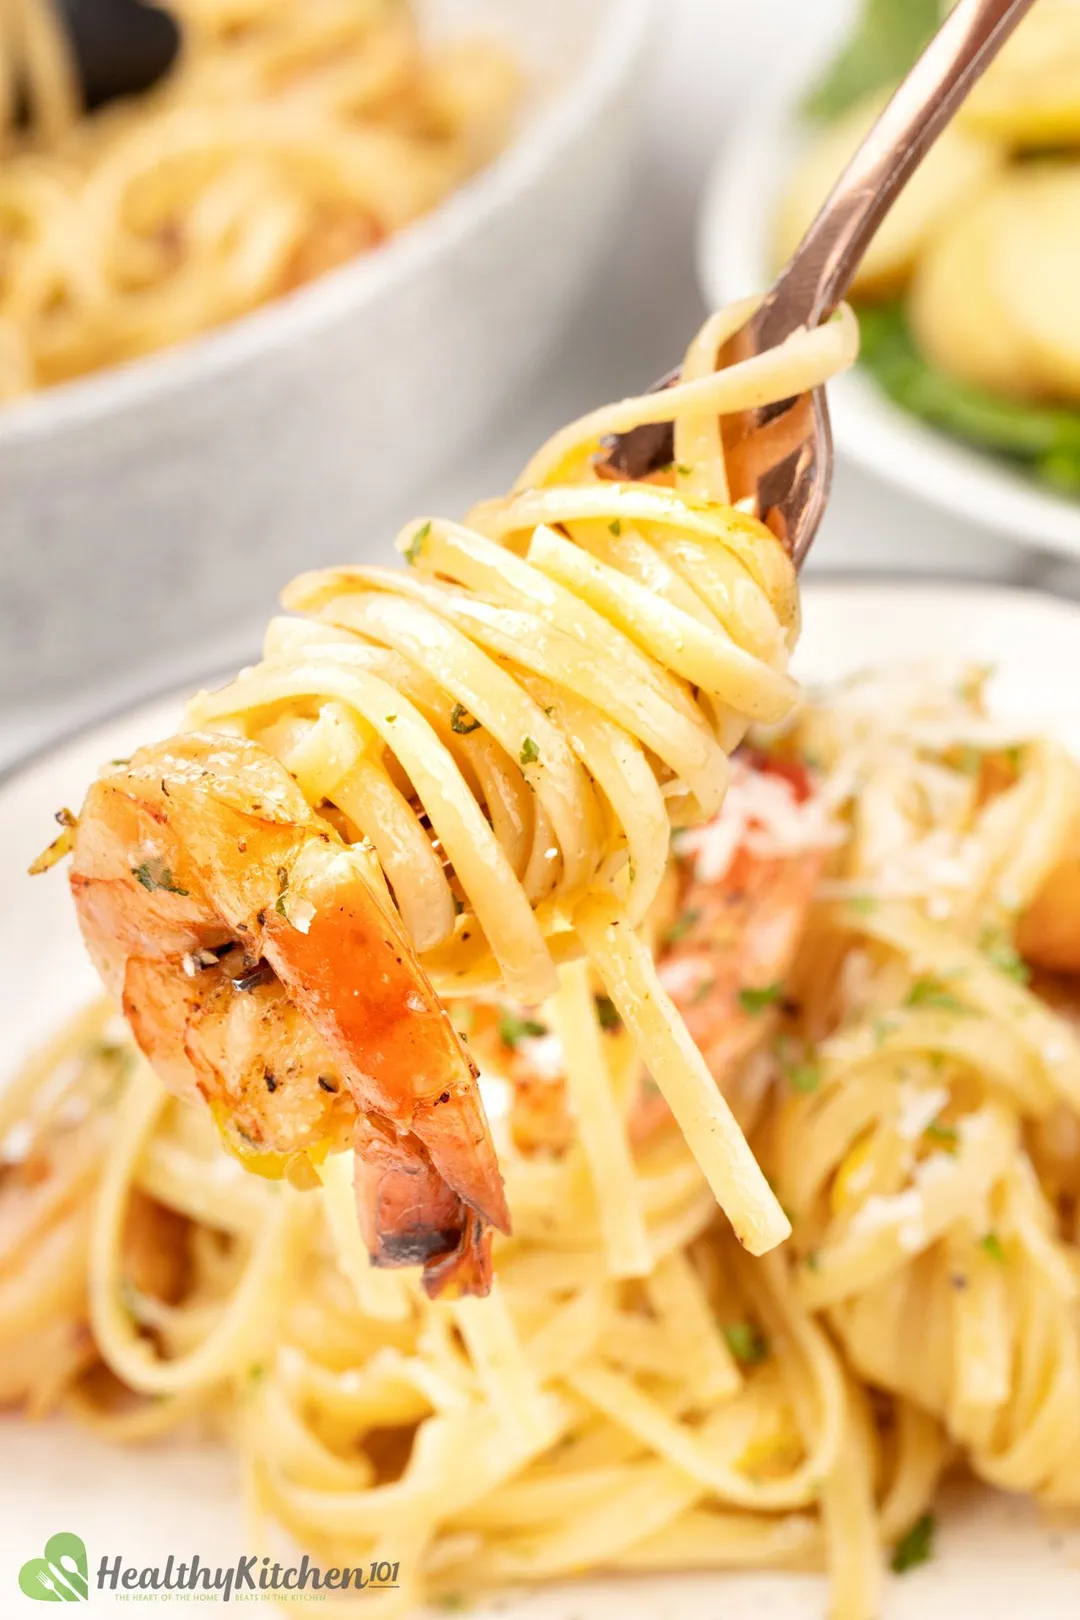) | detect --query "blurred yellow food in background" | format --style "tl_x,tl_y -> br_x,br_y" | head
960,0 -> 1080,146
993,166 -> 1080,404
778,0 -> 1080,482
910,164 -> 1080,407
774,91 -> 1003,299
908,178 -> 1040,401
